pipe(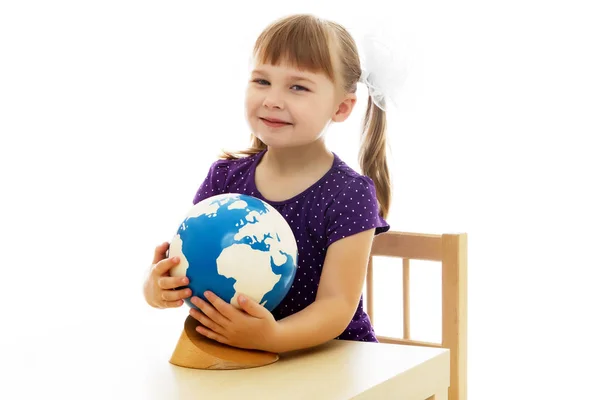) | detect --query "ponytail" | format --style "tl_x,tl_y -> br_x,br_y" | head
359,96 -> 391,219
